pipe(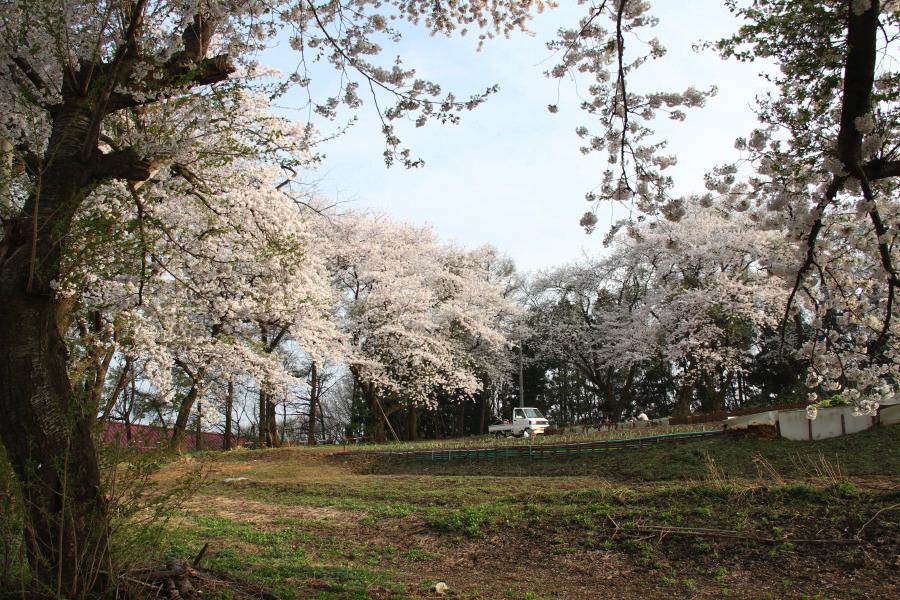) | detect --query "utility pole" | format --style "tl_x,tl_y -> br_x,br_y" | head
518,343 -> 524,408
